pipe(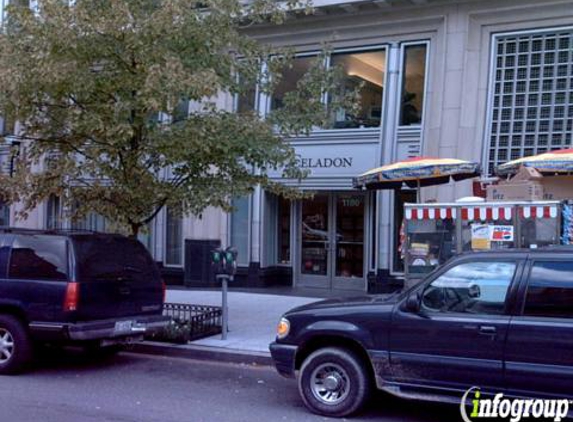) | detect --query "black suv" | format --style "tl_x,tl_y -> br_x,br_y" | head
0,229 -> 168,374
270,250 -> 573,417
